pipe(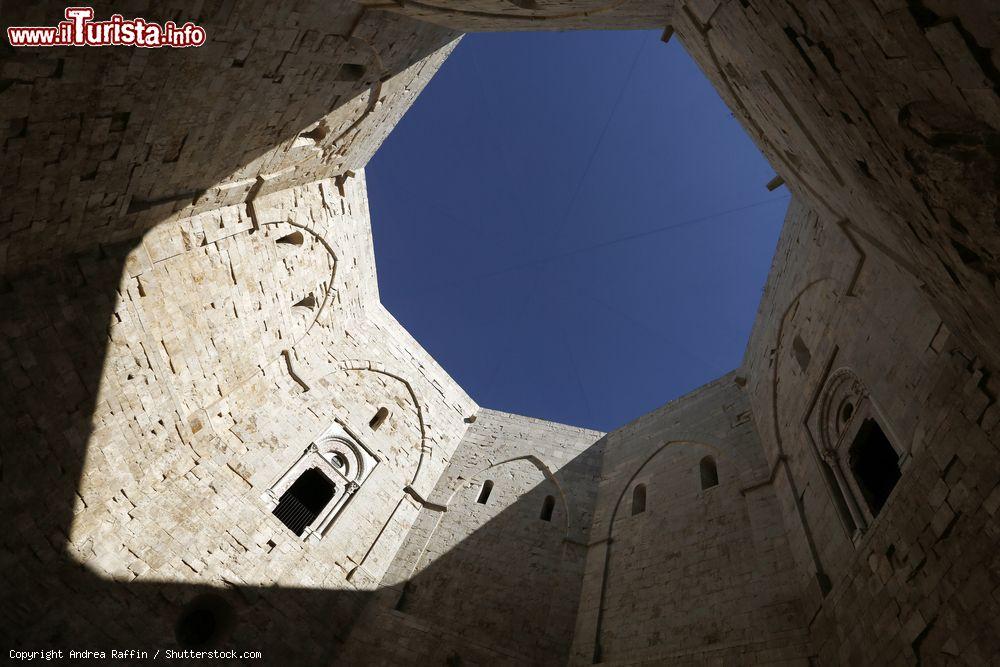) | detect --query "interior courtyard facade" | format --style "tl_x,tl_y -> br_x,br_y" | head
2,1 -> 999,664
